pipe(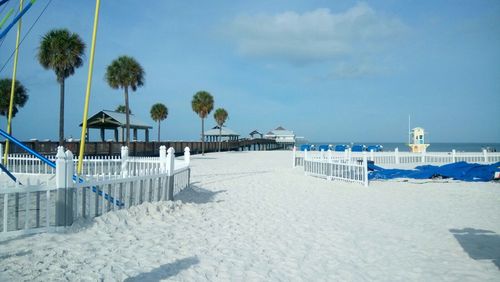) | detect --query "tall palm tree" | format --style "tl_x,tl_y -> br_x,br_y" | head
0,79 -> 28,124
150,103 -> 168,141
191,91 -> 214,155
115,105 -> 131,114
38,29 -> 85,145
105,56 -> 145,148
213,108 -> 228,152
